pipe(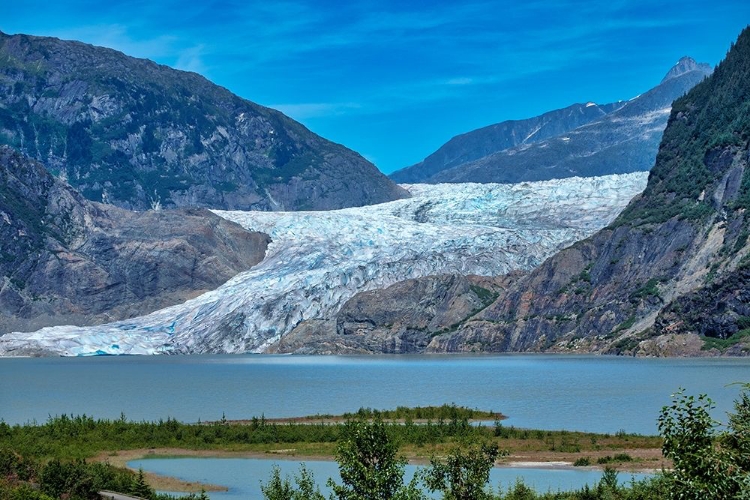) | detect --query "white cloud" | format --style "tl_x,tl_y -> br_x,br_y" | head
39,24 -> 178,60
446,77 -> 474,86
268,102 -> 362,119
174,44 -> 207,75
